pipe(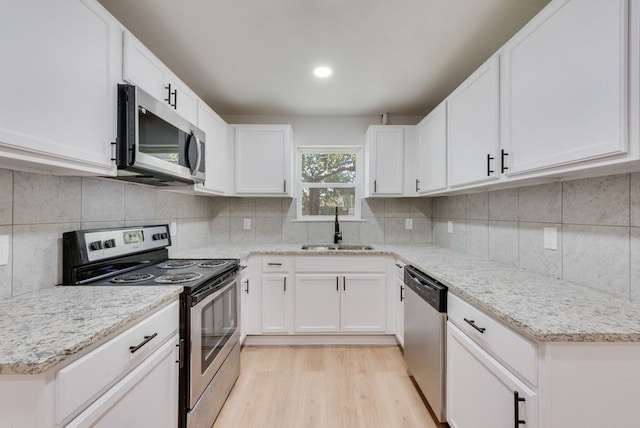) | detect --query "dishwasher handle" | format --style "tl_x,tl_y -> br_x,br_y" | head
404,265 -> 447,312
